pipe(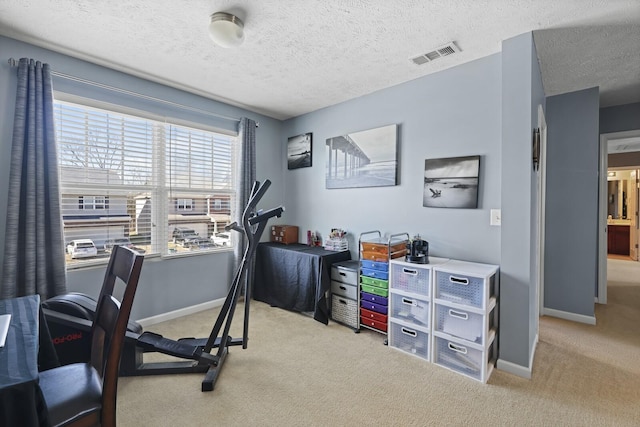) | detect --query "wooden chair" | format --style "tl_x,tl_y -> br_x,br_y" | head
39,245 -> 144,427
